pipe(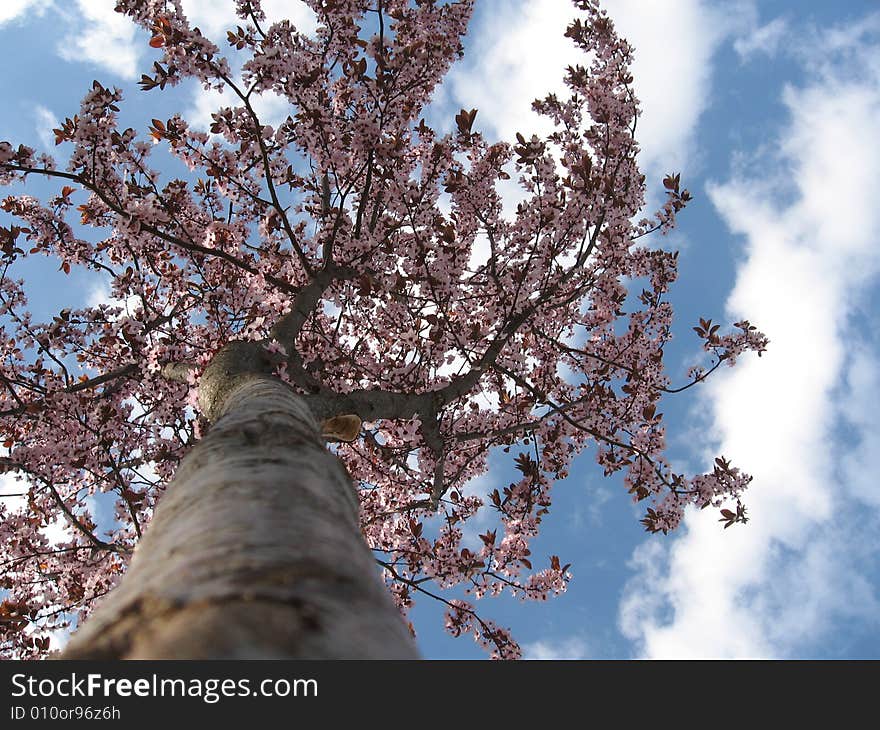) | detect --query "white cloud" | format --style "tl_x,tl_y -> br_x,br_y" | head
570,484 -> 614,530
179,1 -> 317,135
443,0 -> 751,213
840,347 -> 880,509
0,0 -> 52,25
0,456 -> 70,545
0,471 -> 27,514
57,0 -> 140,80
181,0 -> 316,40
185,86 -> 231,133
33,105 -> 60,151
40,514 -> 73,547
734,17 -> 789,61
86,280 -> 114,309
185,85 -> 292,134
7,0 -> 315,84
444,1 -> 581,143
524,635 -> 591,659
457,469 -> 499,551
601,0 -> 751,180
620,14 -> 880,658
86,281 -> 147,324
